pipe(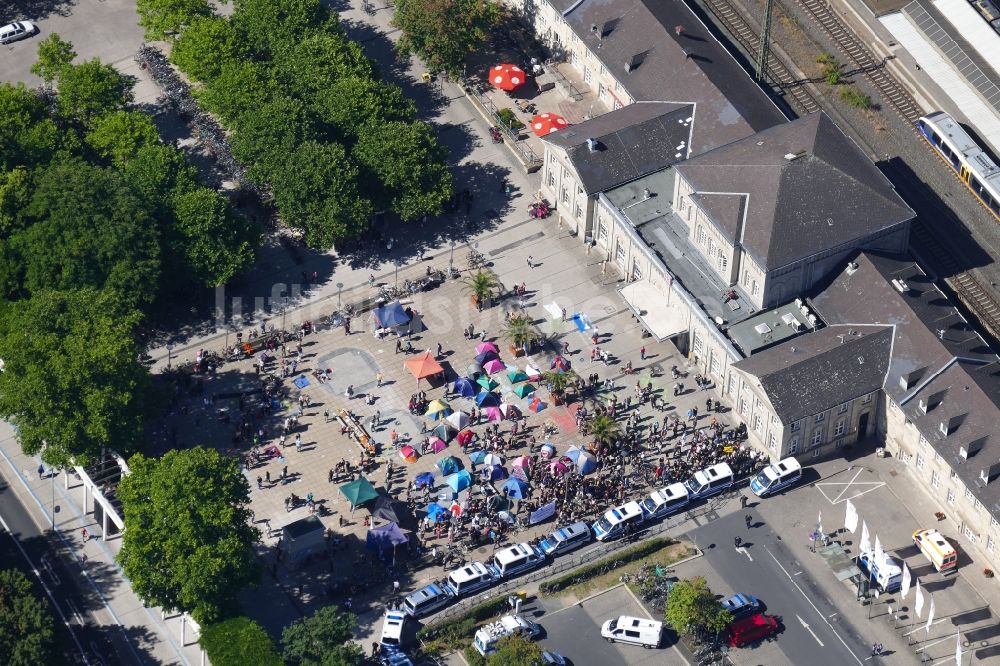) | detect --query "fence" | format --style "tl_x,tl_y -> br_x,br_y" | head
468,88 -> 543,169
